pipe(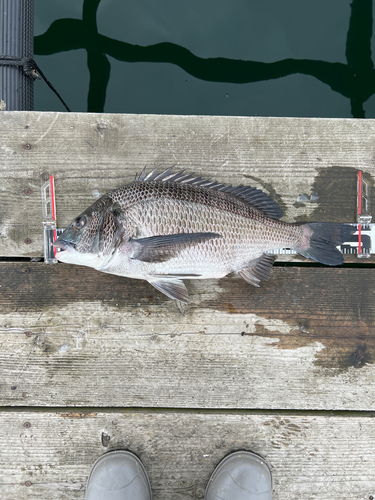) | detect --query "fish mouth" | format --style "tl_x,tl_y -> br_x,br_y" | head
52,239 -> 74,259
53,240 -> 70,251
